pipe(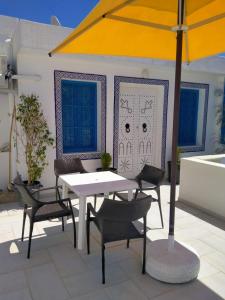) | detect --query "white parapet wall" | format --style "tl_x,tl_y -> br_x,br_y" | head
179,154 -> 225,220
